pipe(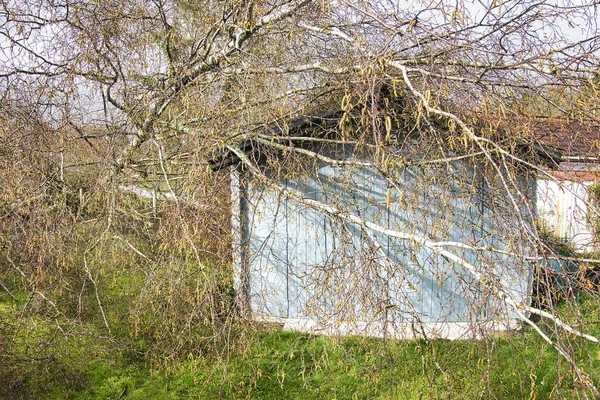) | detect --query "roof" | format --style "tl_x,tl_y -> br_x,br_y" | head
549,170 -> 600,183
545,162 -> 600,183
210,112 -> 600,173
530,120 -> 600,160
208,113 -> 340,171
